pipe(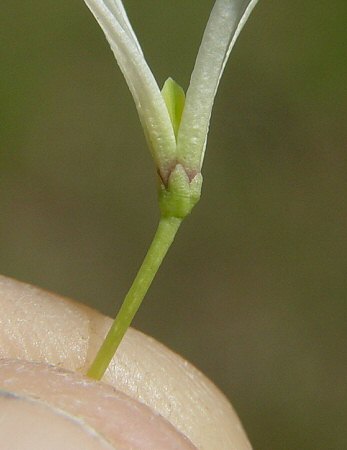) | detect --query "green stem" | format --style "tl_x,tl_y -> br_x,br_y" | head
87,215 -> 182,380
